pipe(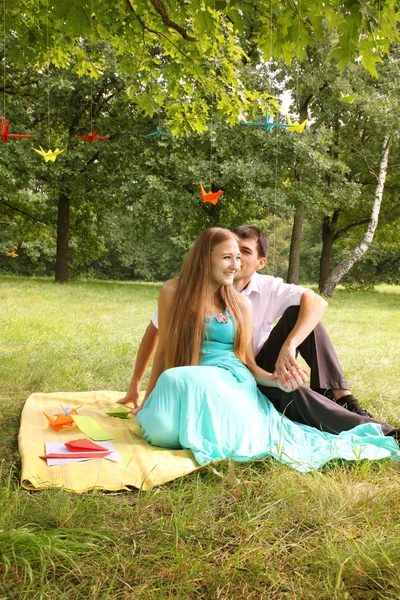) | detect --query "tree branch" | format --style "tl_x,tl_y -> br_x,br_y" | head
333,218 -> 371,241
0,199 -> 56,225
148,0 -> 196,41
125,0 -> 195,64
